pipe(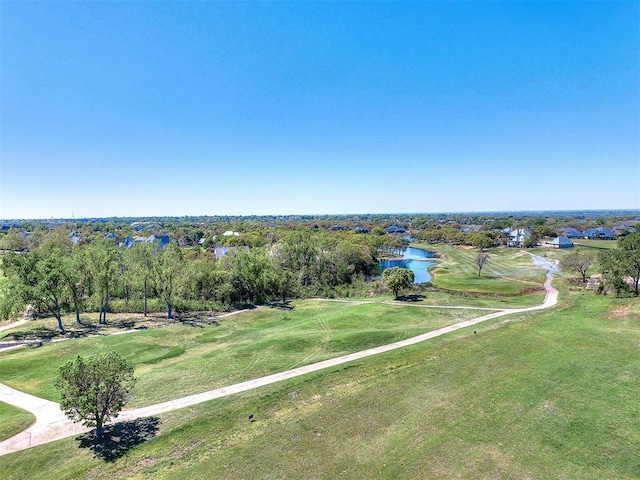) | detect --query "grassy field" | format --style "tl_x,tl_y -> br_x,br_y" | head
0,300 -> 479,407
0,402 -> 34,442
572,238 -> 618,250
413,243 -> 547,296
0,284 -> 637,479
